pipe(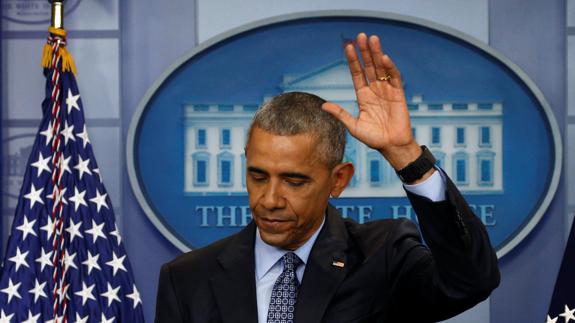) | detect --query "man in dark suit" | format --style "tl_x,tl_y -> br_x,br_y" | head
155,33 -> 500,323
